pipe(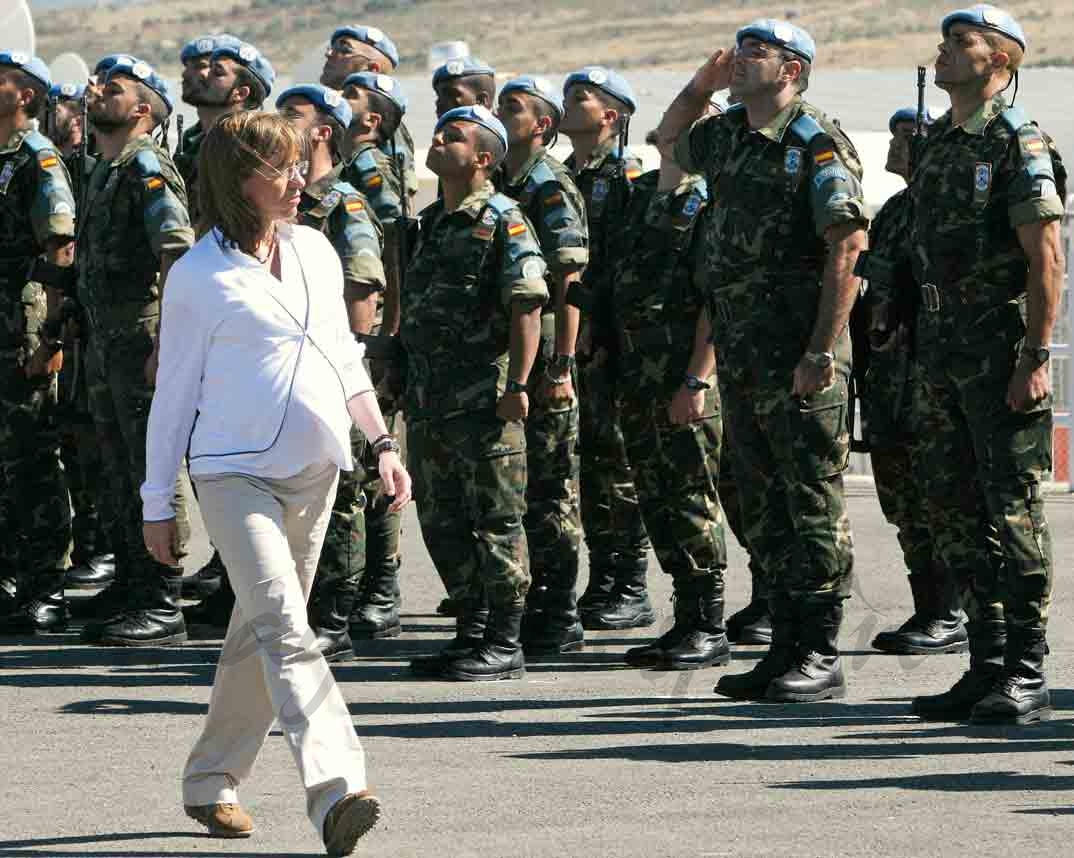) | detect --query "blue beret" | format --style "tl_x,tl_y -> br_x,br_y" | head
49,82 -> 85,102
330,25 -> 400,68
736,18 -> 816,63
106,57 -> 174,115
436,105 -> 508,152
212,41 -> 276,98
432,56 -> 495,88
276,84 -> 353,129
342,72 -> 409,116
0,51 -> 52,89
888,106 -> 939,133
181,33 -> 240,64
563,66 -> 637,114
942,5 -> 1026,50
499,75 -> 563,119
93,54 -> 136,79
